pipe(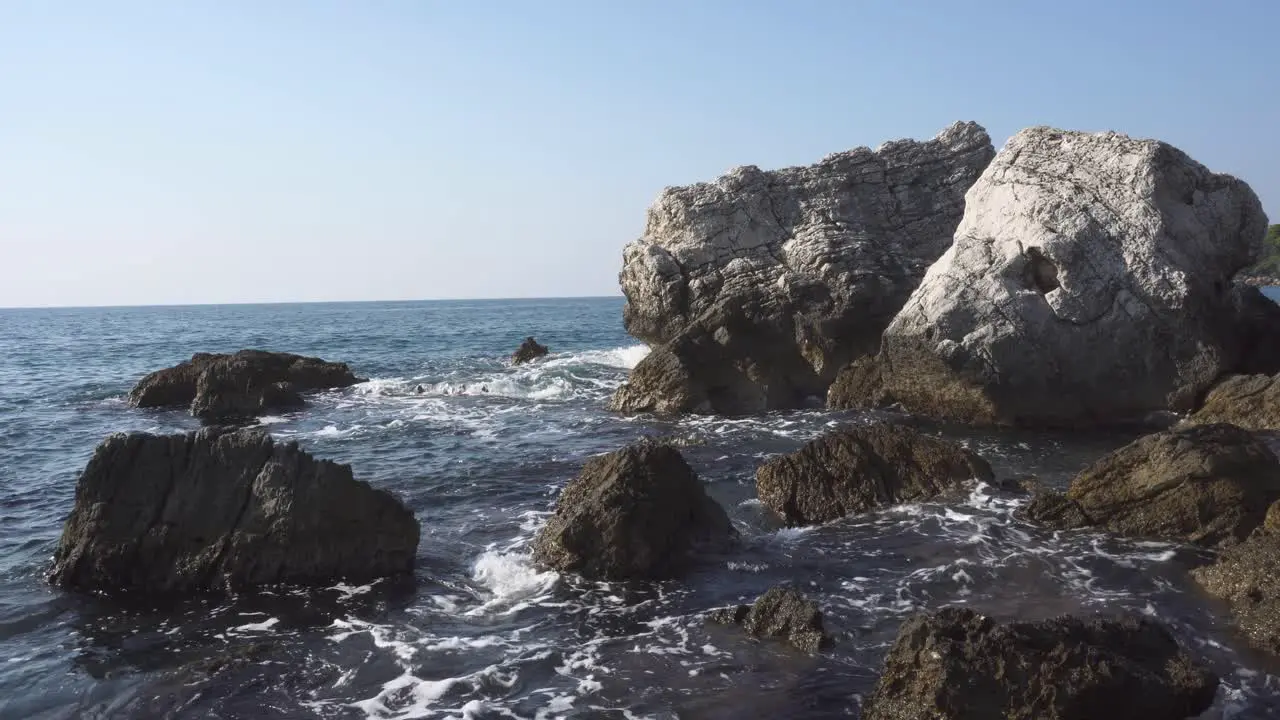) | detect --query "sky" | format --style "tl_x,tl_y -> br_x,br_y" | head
1,1 -> 1277,308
